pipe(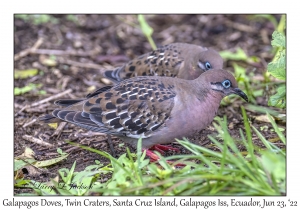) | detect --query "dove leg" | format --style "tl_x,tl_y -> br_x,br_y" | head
143,149 -> 185,167
107,134 -> 116,157
150,144 -> 180,154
